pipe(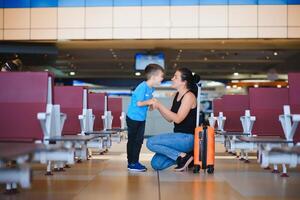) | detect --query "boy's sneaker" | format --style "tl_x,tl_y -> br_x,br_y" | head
128,162 -> 147,172
137,162 -> 147,171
